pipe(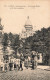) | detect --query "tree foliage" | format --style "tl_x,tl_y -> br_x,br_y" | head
8,33 -> 20,55
25,27 -> 50,54
2,33 -> 8,53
